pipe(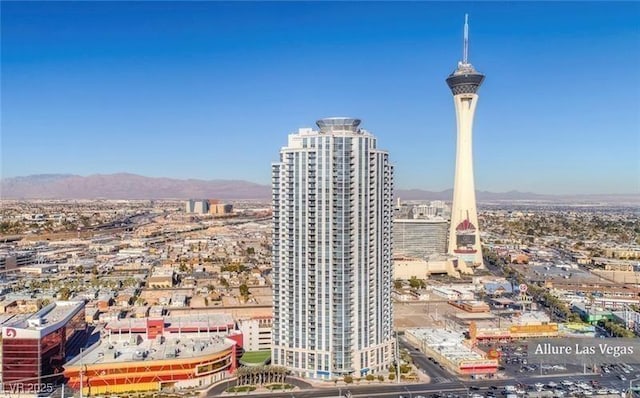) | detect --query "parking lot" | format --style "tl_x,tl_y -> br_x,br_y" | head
477,341 -> 640,380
